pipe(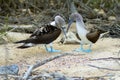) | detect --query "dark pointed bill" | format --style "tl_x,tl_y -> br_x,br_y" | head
61,26 -> 67,38
67,19 -> 73,33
